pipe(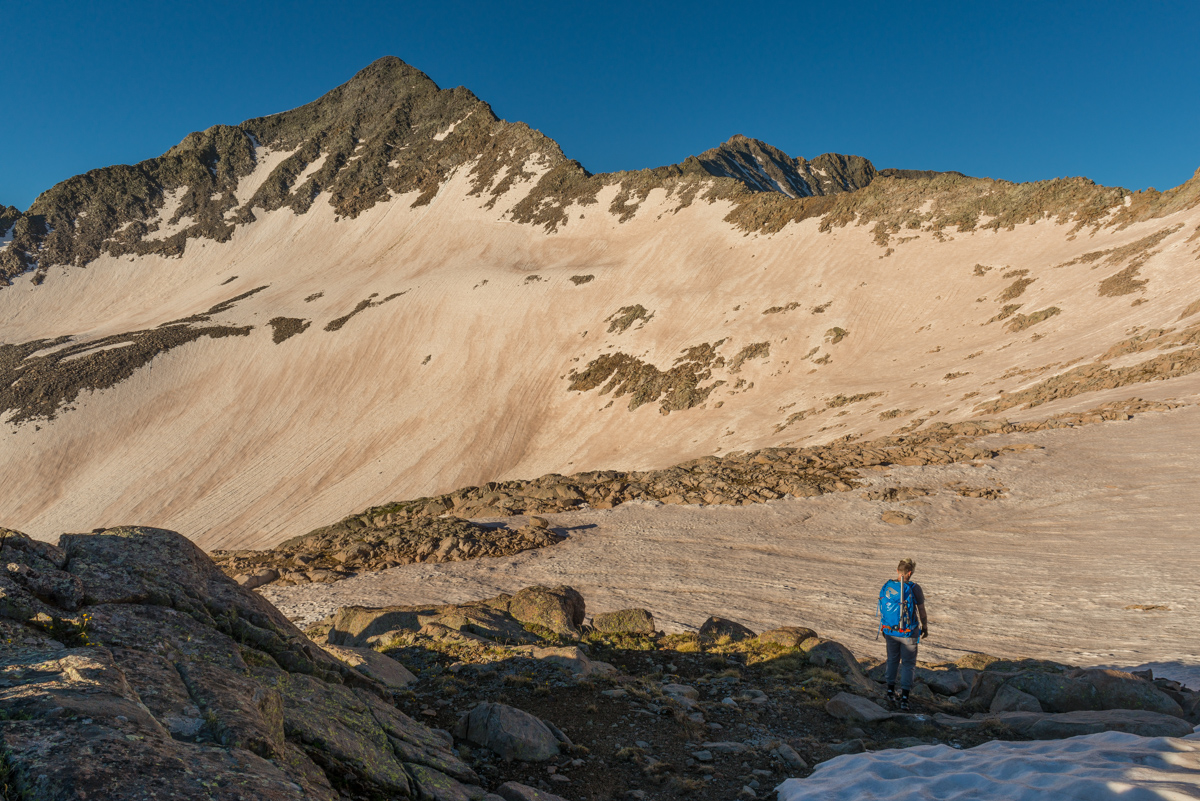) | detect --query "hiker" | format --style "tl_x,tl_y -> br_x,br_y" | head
878,557 -> 928,711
